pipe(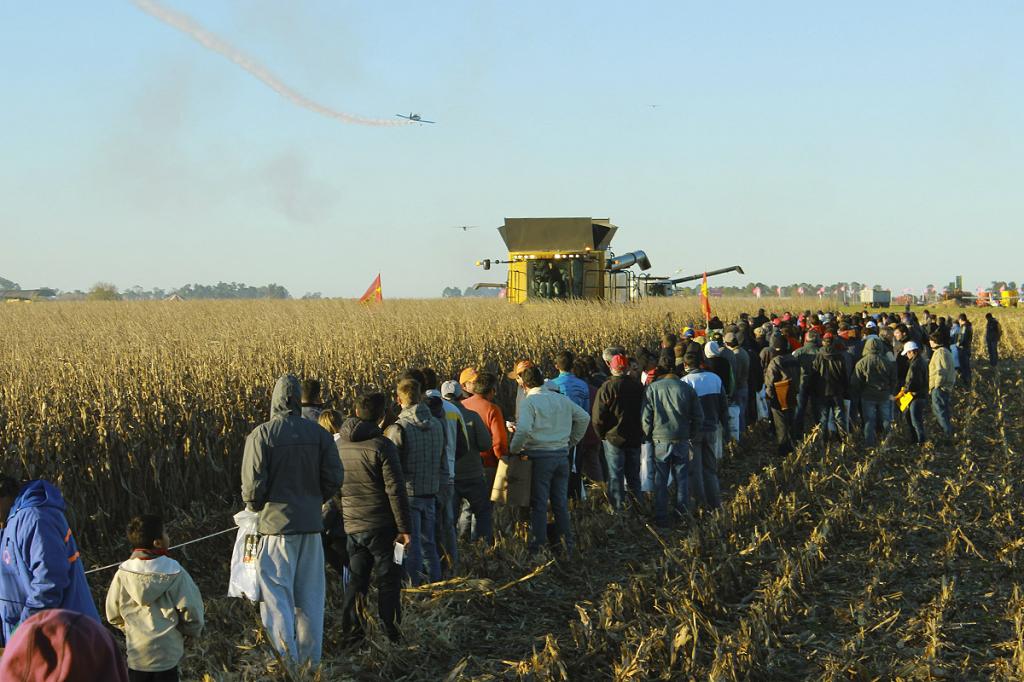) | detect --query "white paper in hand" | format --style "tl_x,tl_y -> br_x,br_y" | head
393,541 -> 405,565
